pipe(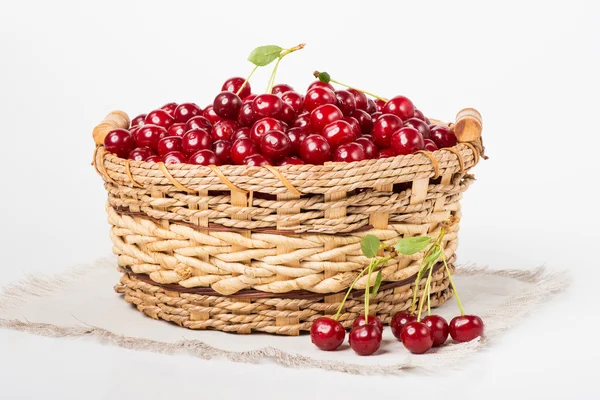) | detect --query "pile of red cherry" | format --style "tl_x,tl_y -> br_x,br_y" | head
103,77 -> 458,166
311,312 -> 483,356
